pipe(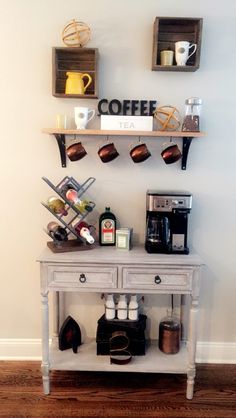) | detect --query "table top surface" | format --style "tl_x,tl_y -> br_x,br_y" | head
37,245 -> 203,266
